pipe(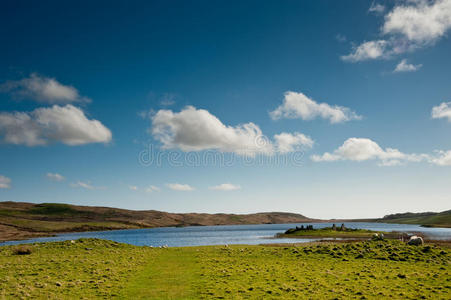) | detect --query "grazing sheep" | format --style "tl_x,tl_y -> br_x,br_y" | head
407,235 -> 424,246
372,233 -> 384,241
